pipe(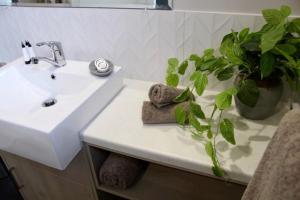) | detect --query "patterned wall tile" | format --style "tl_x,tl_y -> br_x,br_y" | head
232,14 -> 258,31
180,12 -> 235,89
156,11 -> 185,82
183,12 -> 214,58
0,7 -> 267,90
